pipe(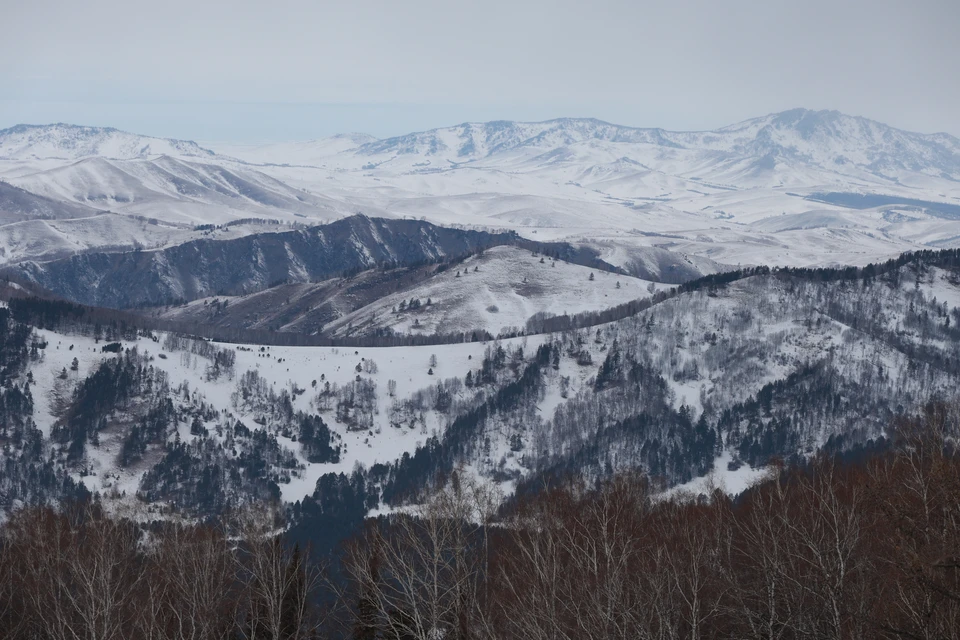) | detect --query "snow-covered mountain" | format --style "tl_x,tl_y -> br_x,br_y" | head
3,109 -> 960,271
7,155 -> 355,226
0,123 -> 217,162
348,109 -> 960,181
151,245 -> 669,338
699,109 -> 960,174
6,216 -> 542,308
0,125 -> 375,262
234,109 -> 960,269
